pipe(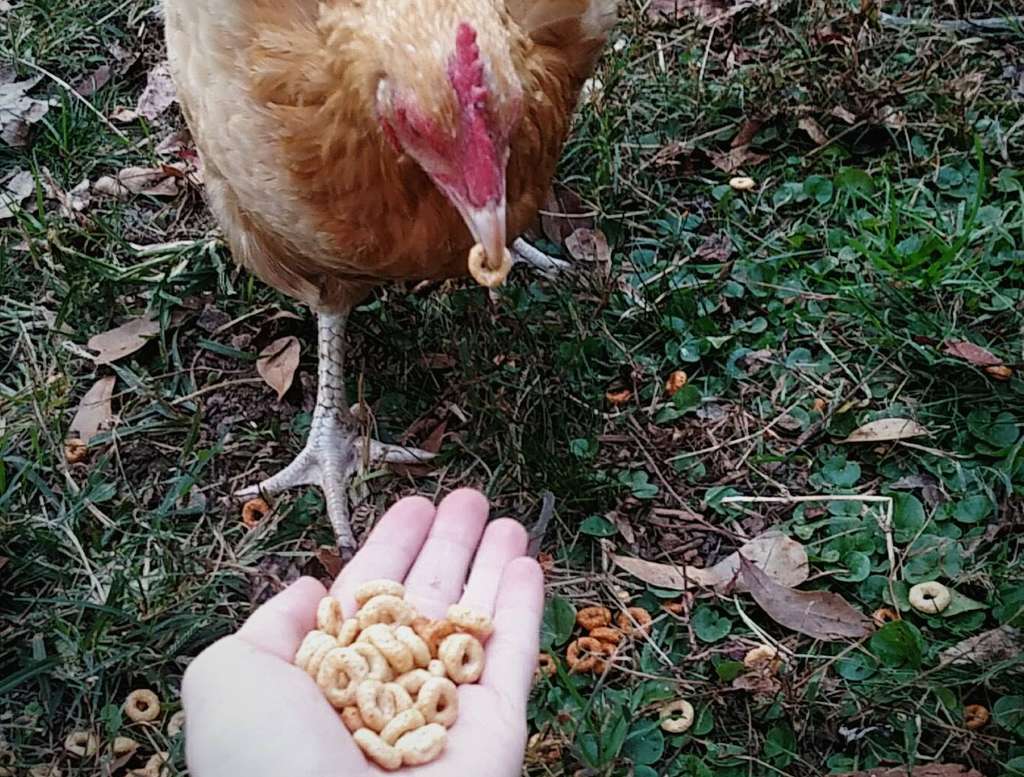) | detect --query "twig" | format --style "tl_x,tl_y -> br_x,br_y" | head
879,12 -> 1023,33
